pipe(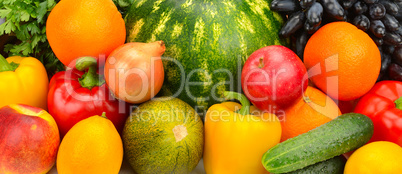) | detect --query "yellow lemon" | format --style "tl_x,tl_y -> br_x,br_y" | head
344,141 -> 402,174
57,115 -> 123,174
